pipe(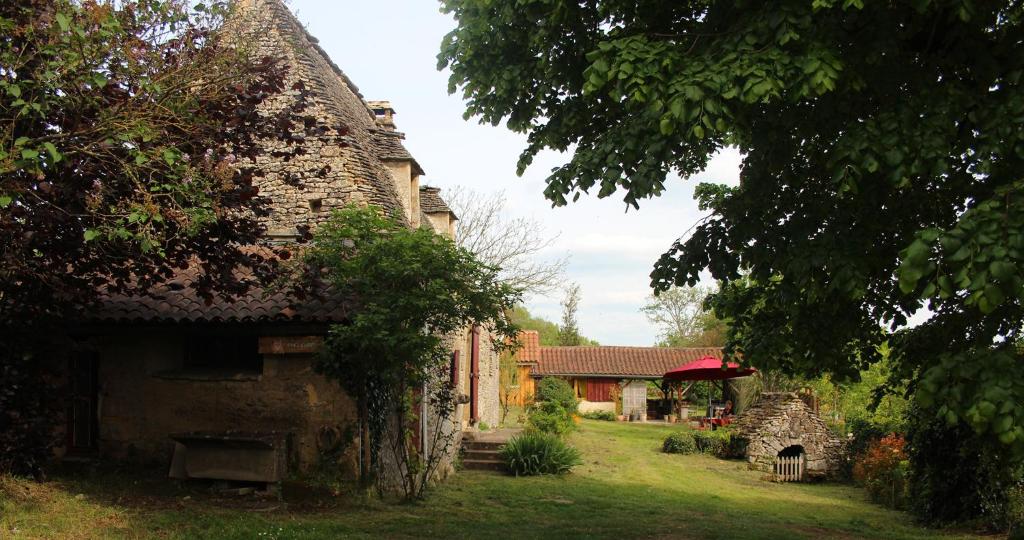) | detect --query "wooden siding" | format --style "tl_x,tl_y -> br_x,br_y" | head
585,379 -> 616,402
